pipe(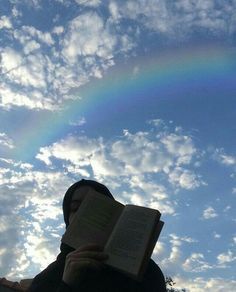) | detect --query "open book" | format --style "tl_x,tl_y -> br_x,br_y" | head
61,189 -> 164,280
